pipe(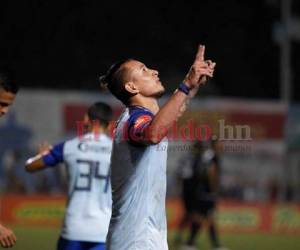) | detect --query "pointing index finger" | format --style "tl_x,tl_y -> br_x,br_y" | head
195,44 -> 205,62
